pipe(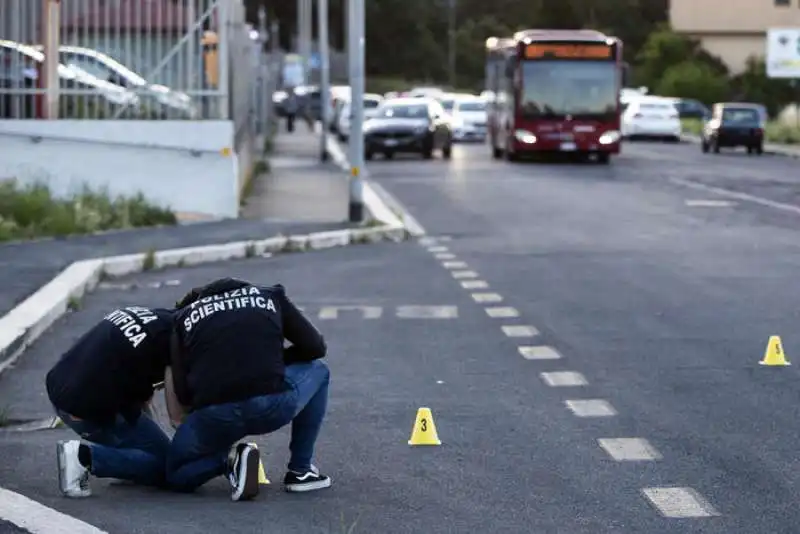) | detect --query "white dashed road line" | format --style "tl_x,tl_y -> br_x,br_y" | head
485,306 -> 520,318
396,305 -> 459,319
471,292 -> 503,303
641,487 -> 720,518
461,280 -> 488,289
427,246 -> 448,253
442,261 -> 468,269
598,438 -> 662,461
502,325 -> 539,337
435,253 -> 456,260
565,399 -> 617,417
451,270 -> 479,279
518,345 -> 561,360
540,371 -> 587,387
